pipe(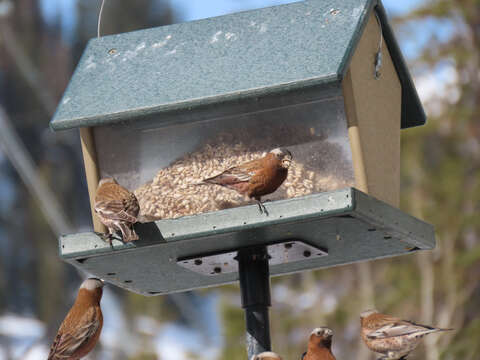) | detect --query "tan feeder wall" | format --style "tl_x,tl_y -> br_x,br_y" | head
80,127 -> 106,233
343,13 -> 401,208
